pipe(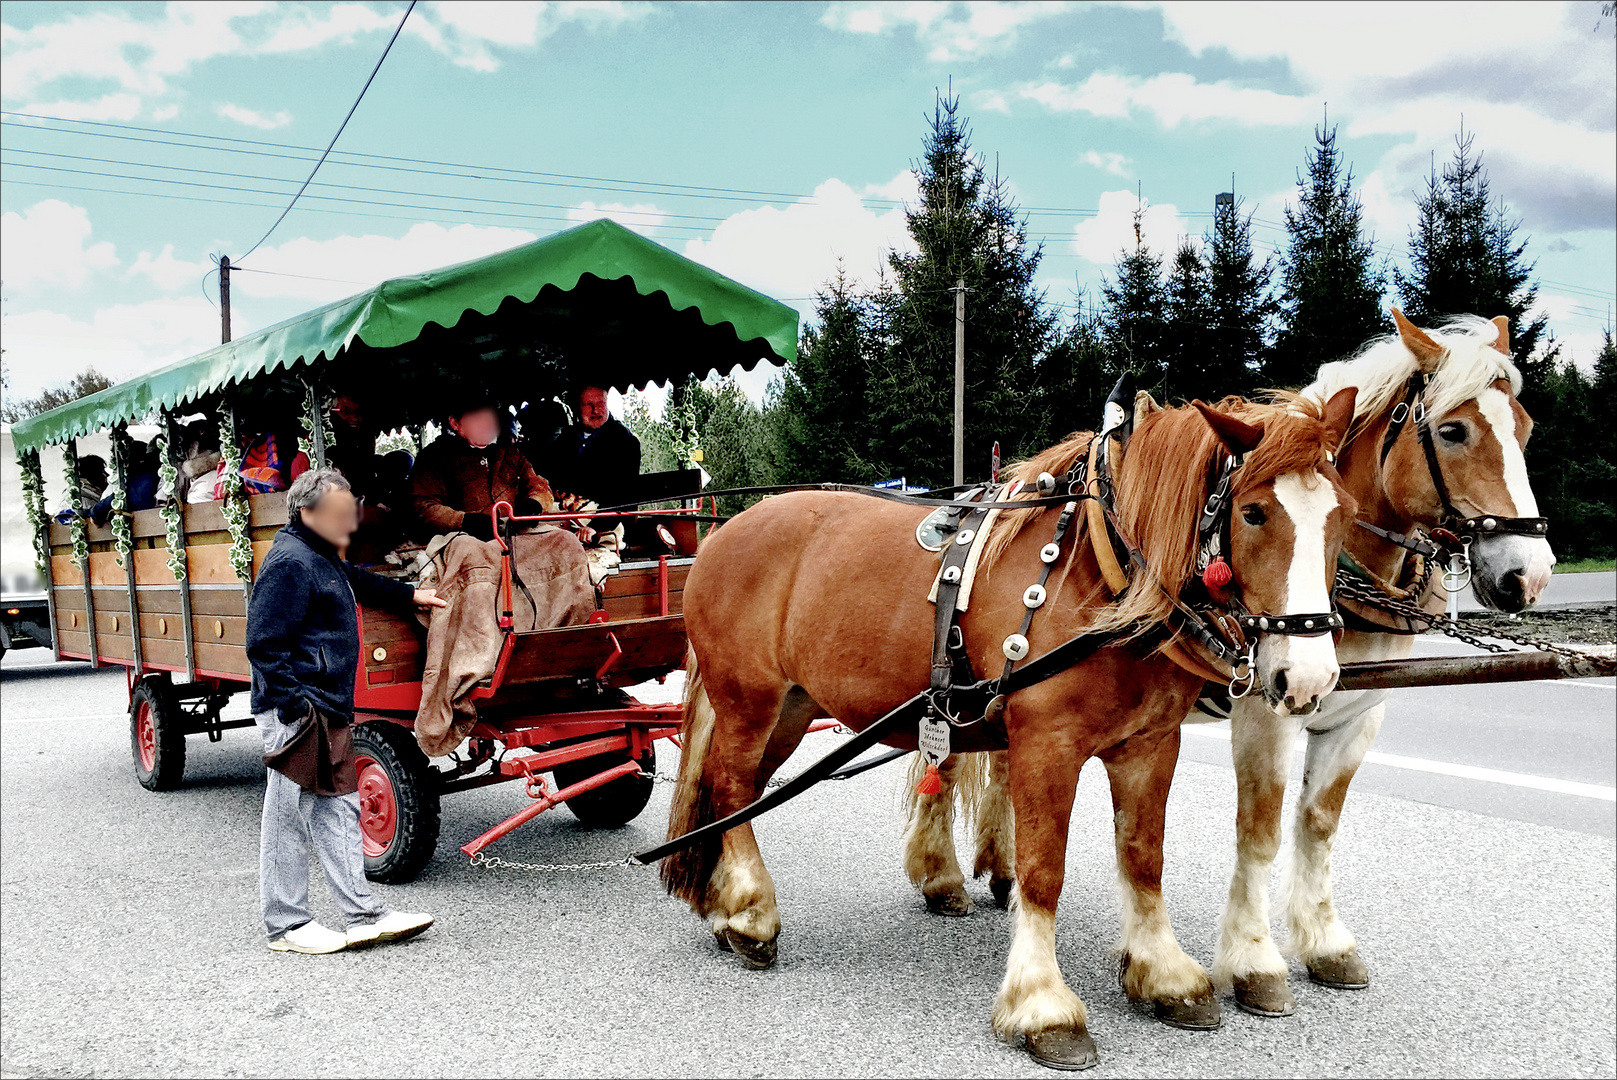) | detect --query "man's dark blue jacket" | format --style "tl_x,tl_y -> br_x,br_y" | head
247,518 -> 415,724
